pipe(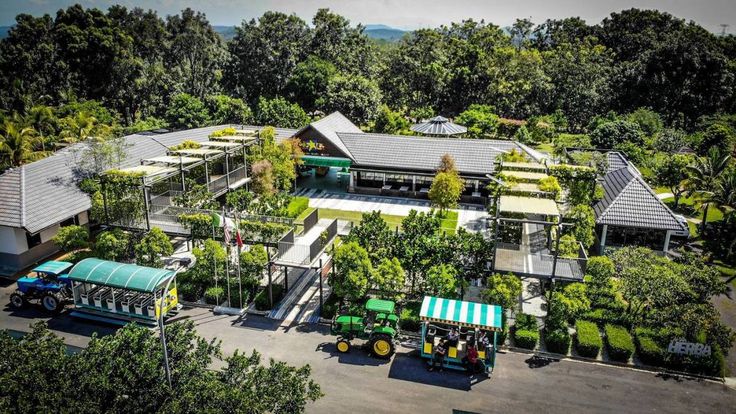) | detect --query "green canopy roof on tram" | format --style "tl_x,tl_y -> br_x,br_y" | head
68,258 -> 175,293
